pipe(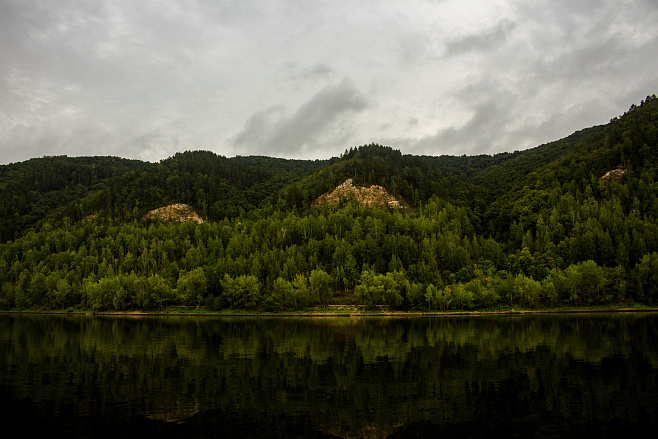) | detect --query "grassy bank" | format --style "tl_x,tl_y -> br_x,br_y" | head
3,303 -> 658,317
